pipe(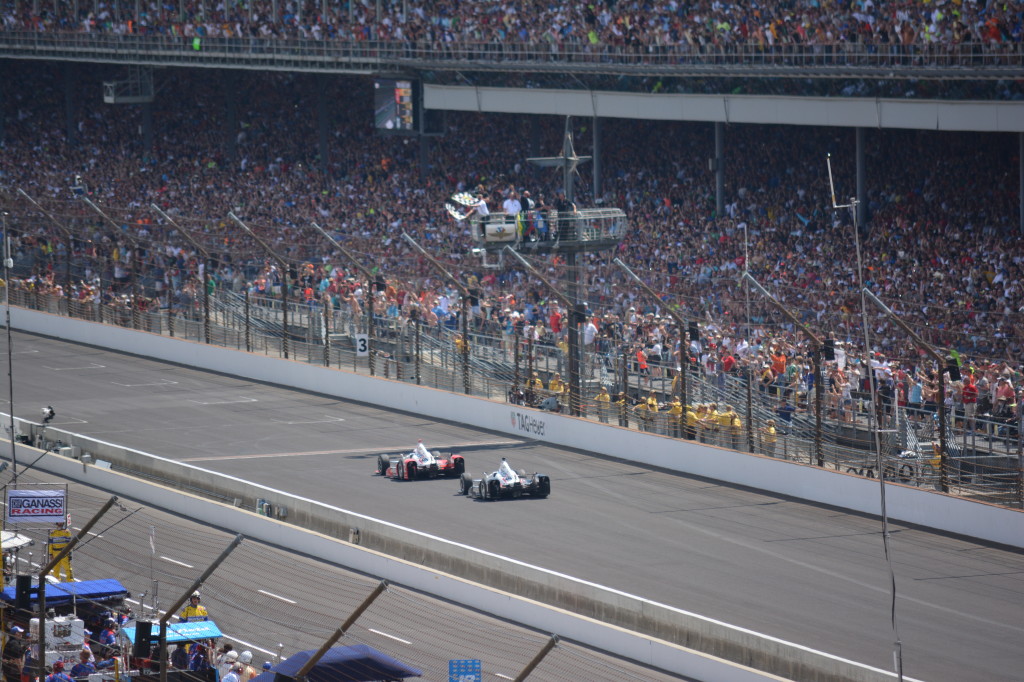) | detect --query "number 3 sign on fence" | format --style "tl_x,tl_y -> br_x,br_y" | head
354,334 -> 369,357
